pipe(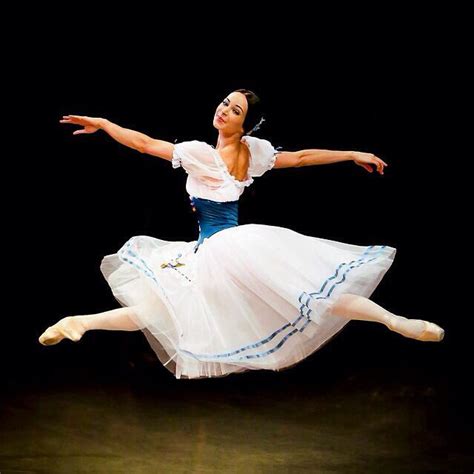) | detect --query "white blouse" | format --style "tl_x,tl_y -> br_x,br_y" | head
171,135 -> 279,202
